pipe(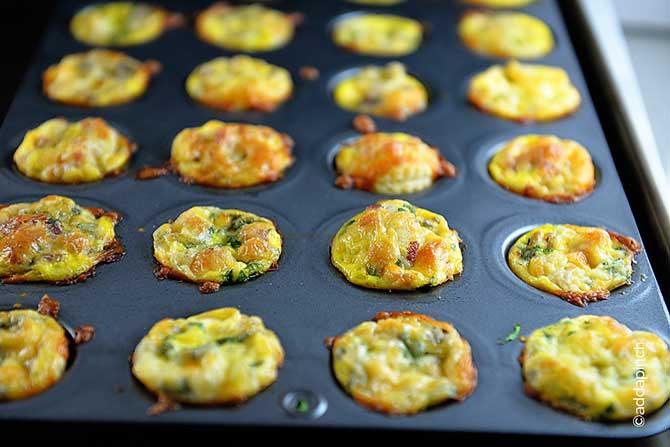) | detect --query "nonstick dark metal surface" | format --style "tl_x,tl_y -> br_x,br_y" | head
0,0 -> 668,438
